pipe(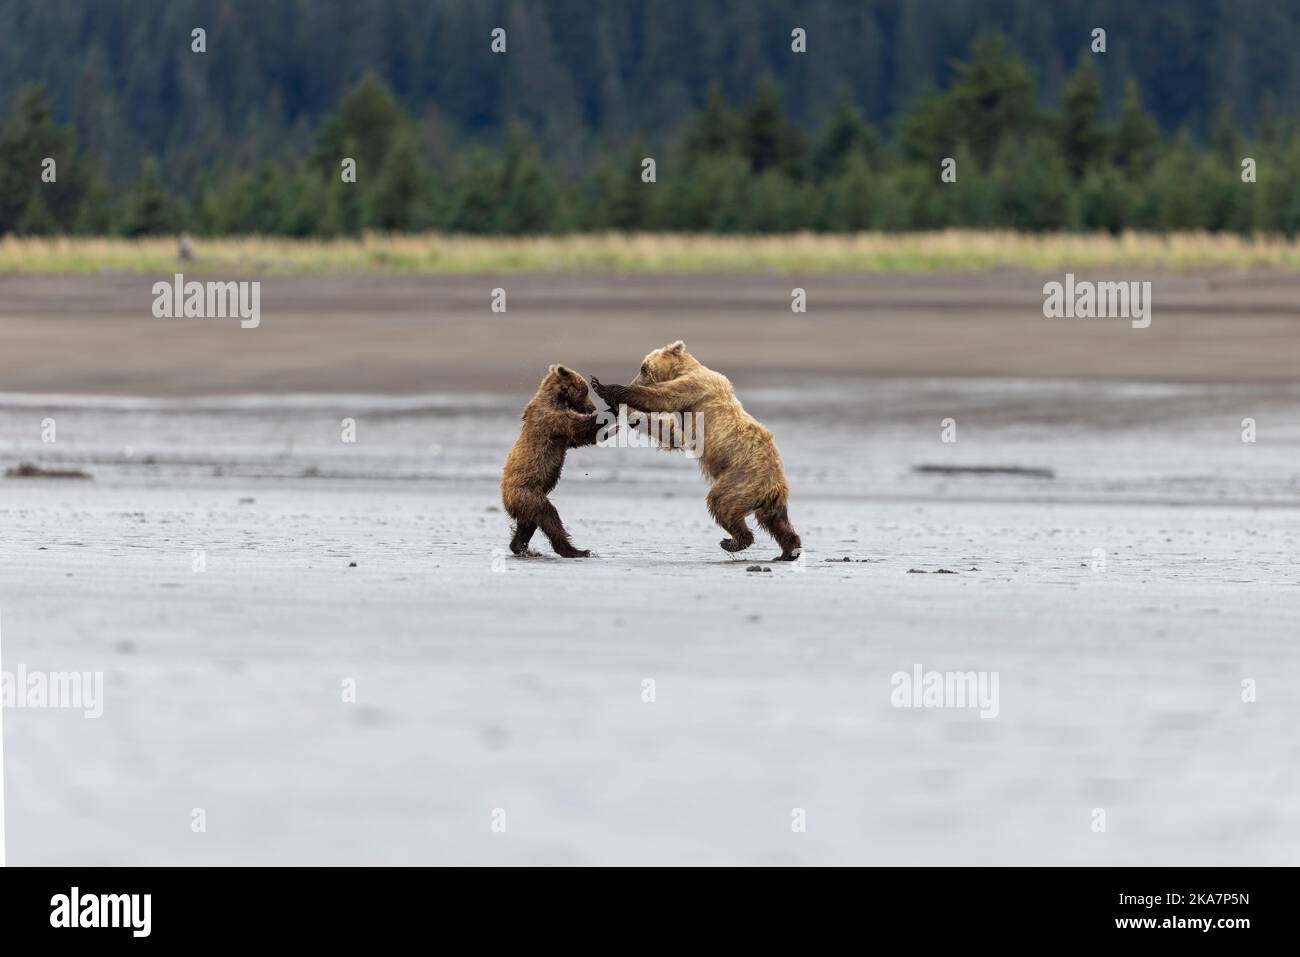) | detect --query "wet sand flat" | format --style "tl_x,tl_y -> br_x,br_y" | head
2,380 -> 1298,865
5,270 -> 1300,394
